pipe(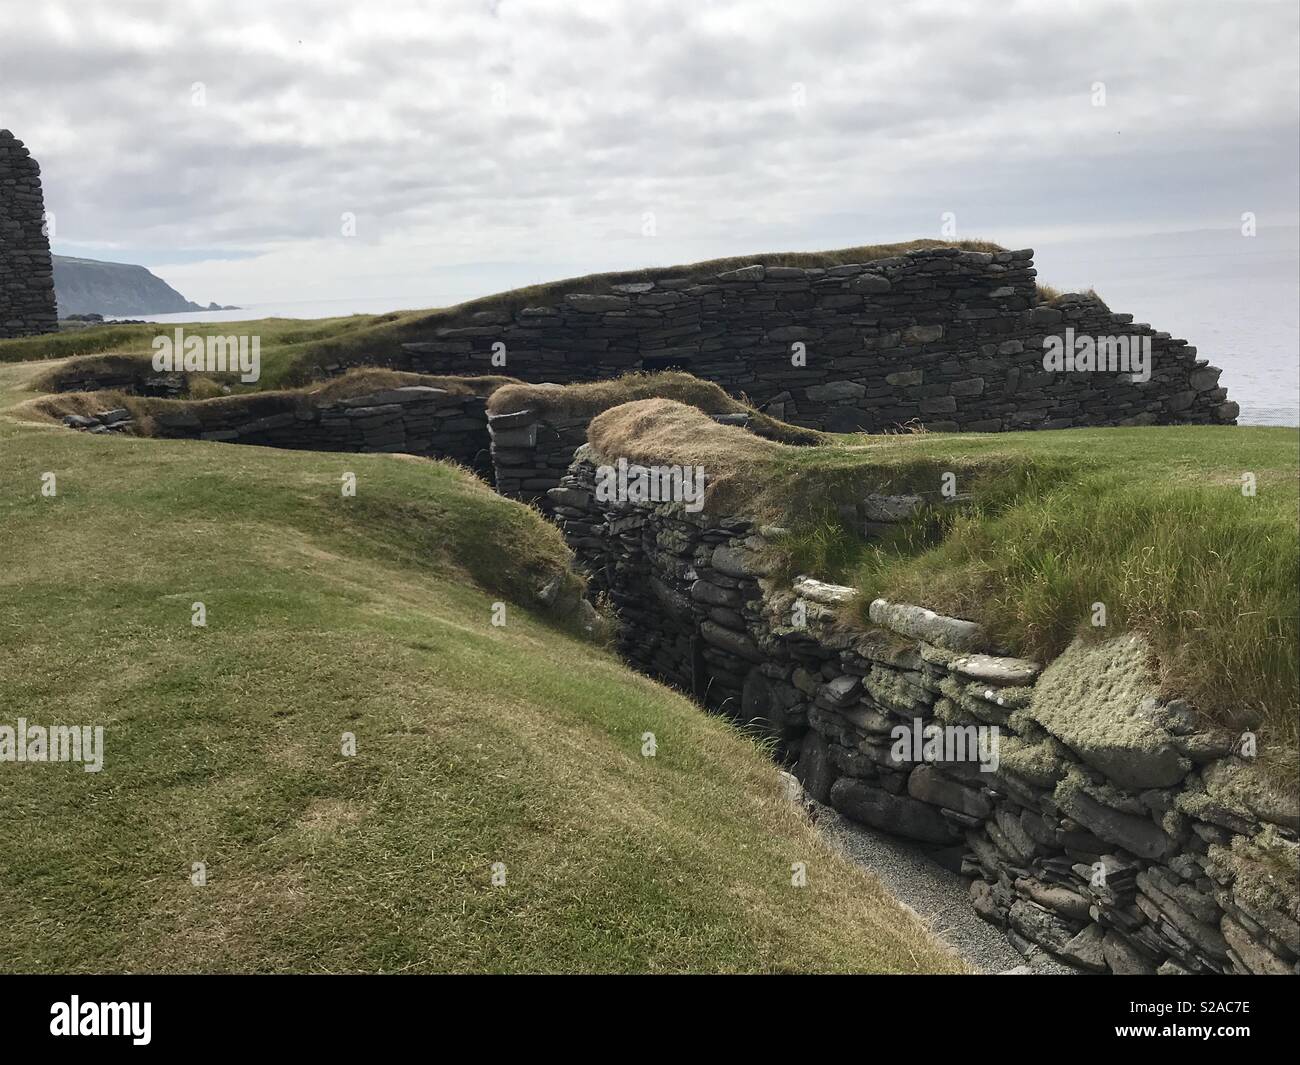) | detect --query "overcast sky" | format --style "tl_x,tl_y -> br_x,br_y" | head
2,0 -> 1297,306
